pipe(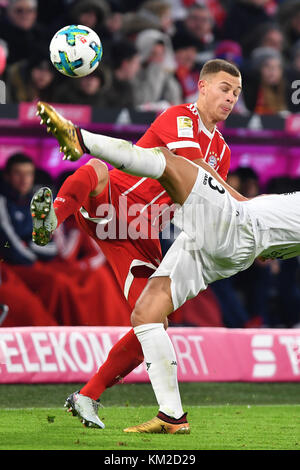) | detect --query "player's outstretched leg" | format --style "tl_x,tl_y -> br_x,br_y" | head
123,278 -> 190,434
37,101 -> 167,179
36,101 -> 87,161
31,187 -> 57,246
64,390 -> 105,429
